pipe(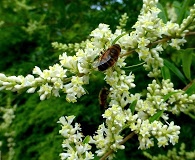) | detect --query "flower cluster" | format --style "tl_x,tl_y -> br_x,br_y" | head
144,143 -> 195,160
0,105 -> 16,130
22,18 -> 46,35
90,23 -> 112,48
52,40 -> 88,52
58,116 -> 94,160
93,105 -> 127,158
105,69 -> 136,108
93,76 -> 194,158
142,79 -> 195,115
0,102 -> 16,160
117,13 -> 129,30
129,0 -> 165,77
126,78 -> 195,149
130,119 -> 180,149
178,4 -> 195,34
